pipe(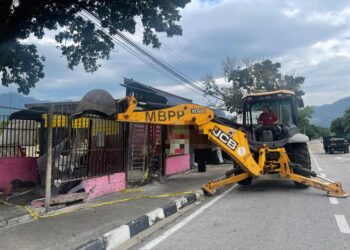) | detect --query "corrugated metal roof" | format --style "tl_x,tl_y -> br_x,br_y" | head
123,78 -> 192,105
